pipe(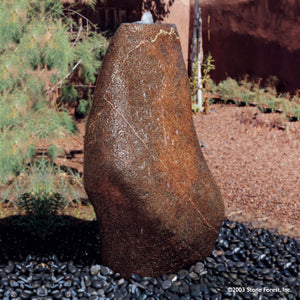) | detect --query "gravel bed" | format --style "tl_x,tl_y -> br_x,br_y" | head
0,218 -> 299,300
